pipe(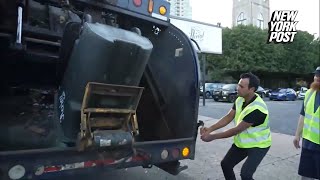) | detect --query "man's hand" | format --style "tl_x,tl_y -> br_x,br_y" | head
293,136 -> 301,149
200,133 -> 212,142
200,127 -> 210,136
201,133 -> 215,142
